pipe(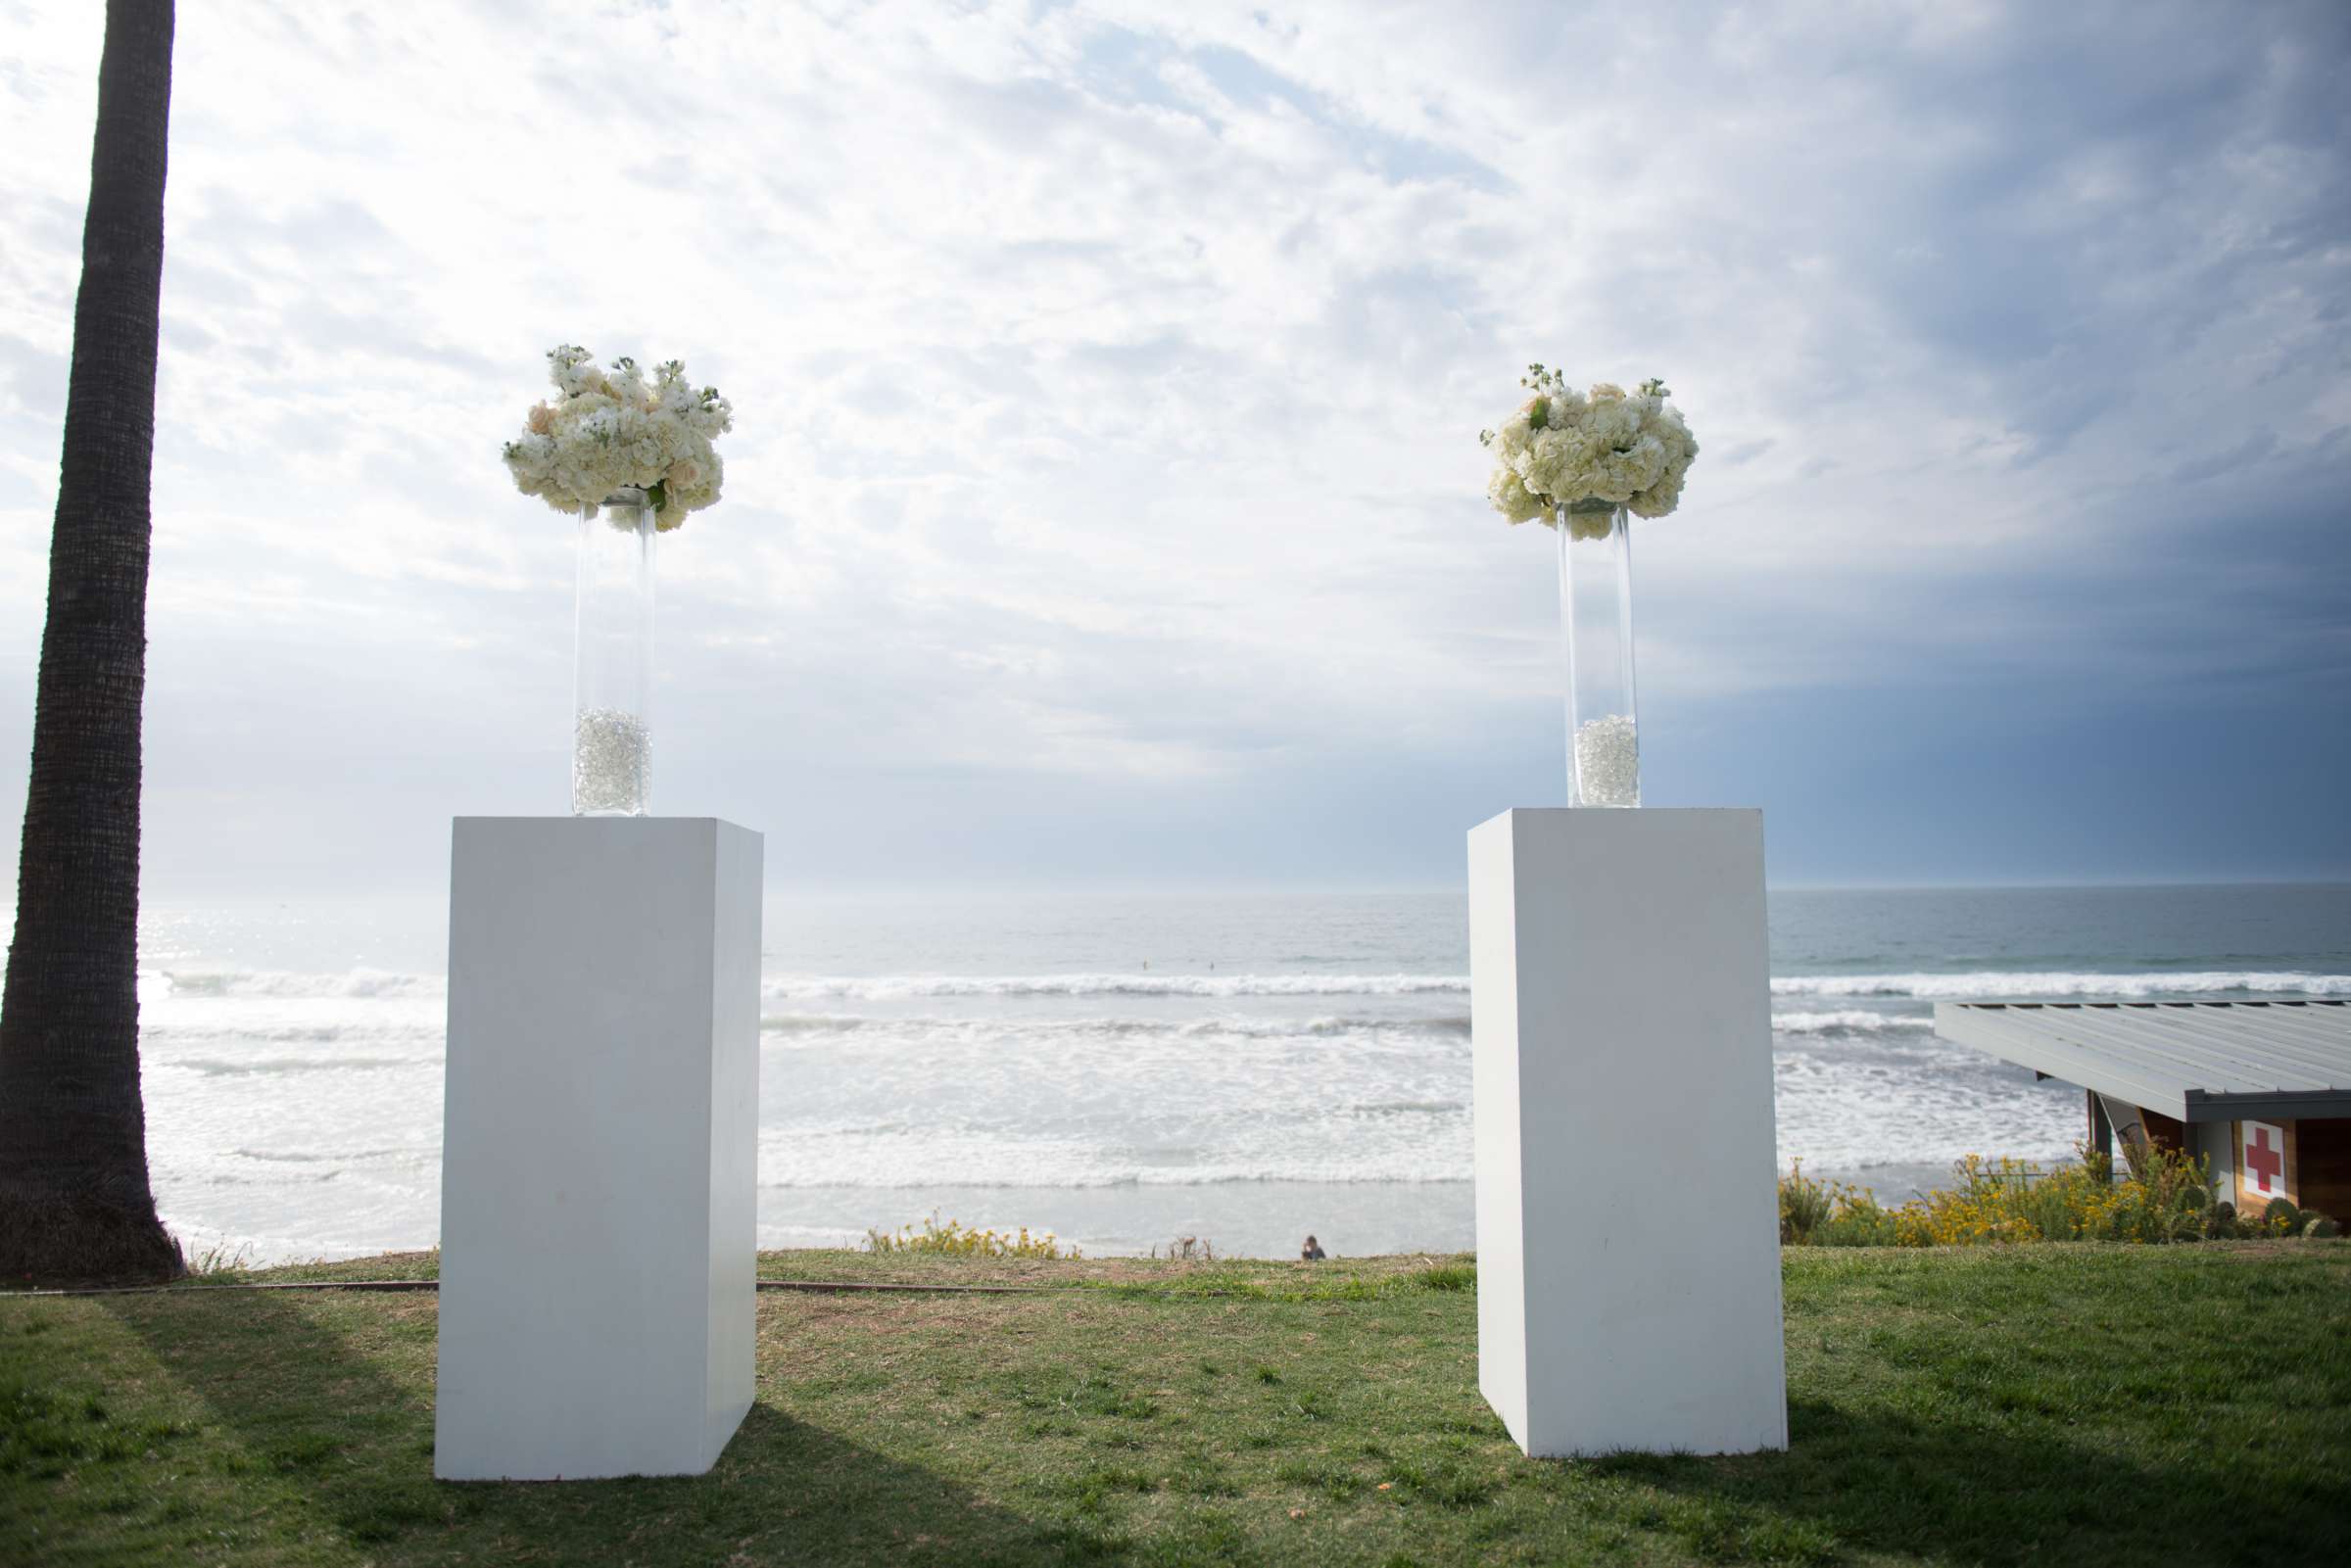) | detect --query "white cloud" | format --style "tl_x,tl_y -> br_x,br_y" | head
0,0 -> 2343,889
